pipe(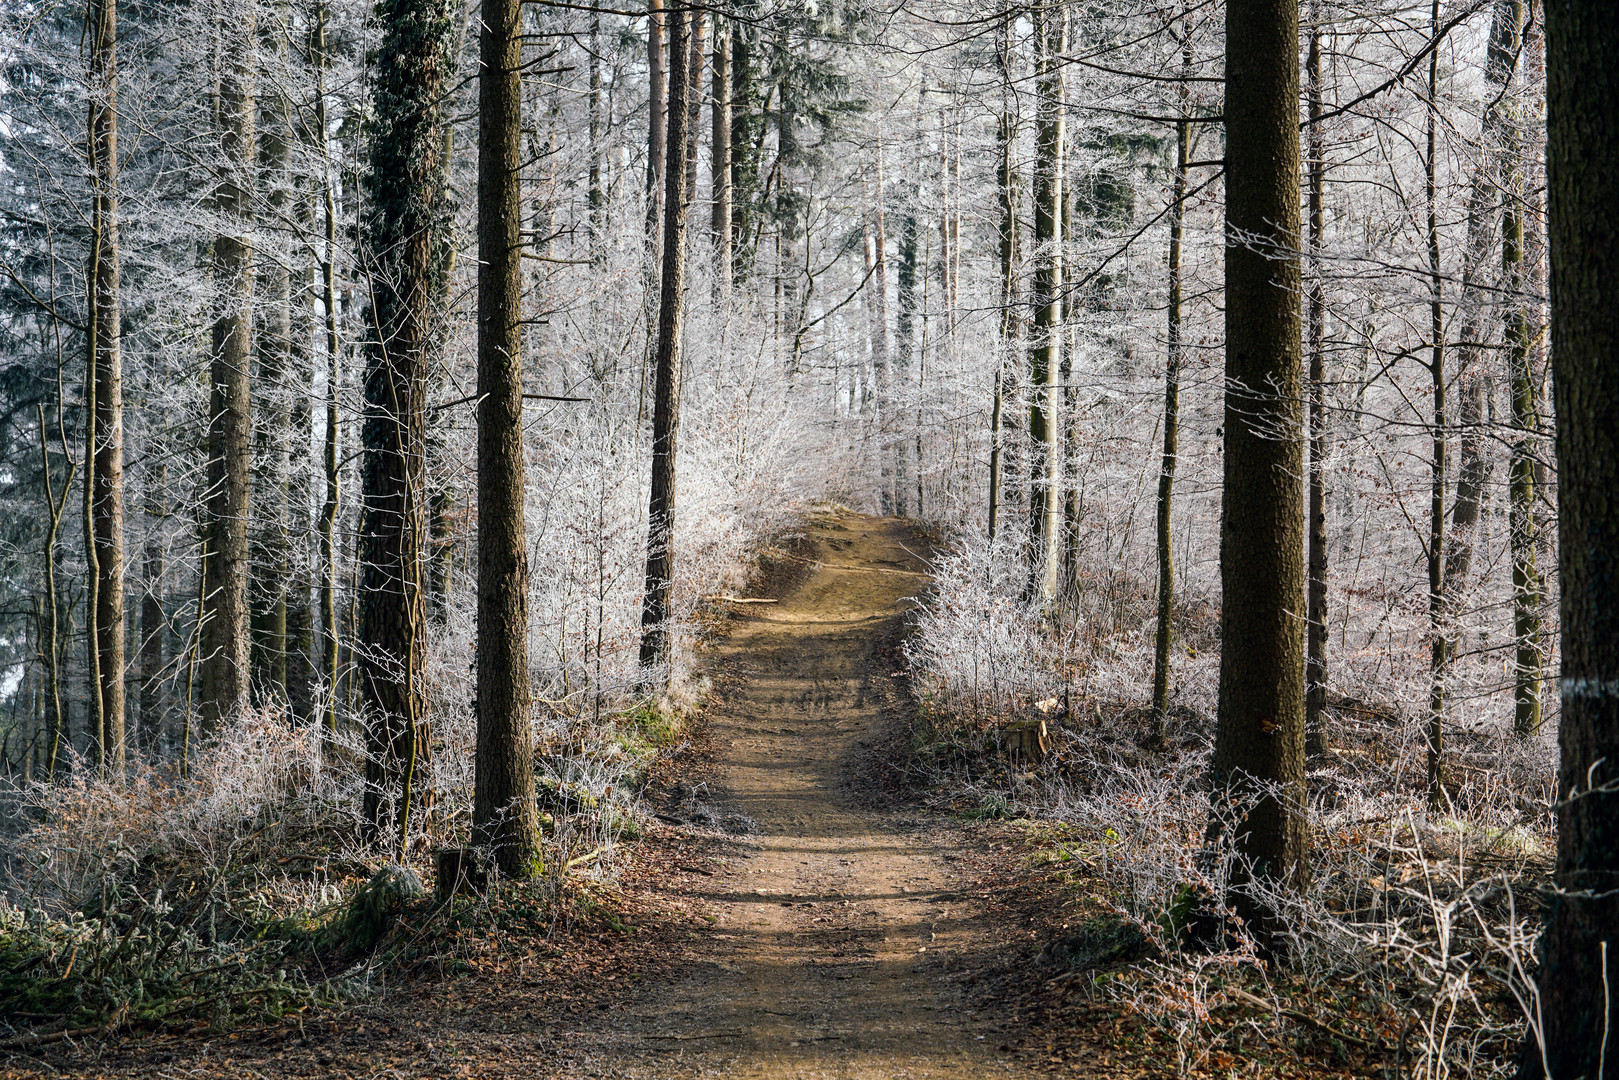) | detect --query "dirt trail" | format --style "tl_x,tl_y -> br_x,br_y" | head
11,511 -> 1053,1080
557,511 -> 1038,1079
